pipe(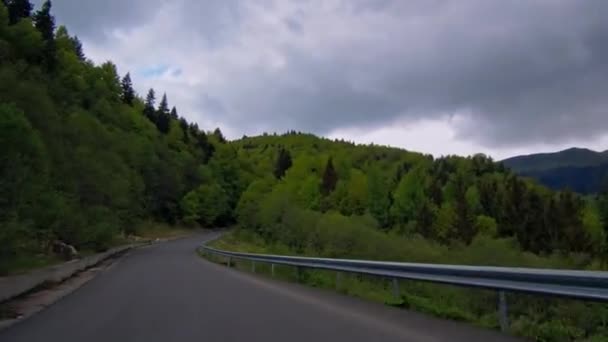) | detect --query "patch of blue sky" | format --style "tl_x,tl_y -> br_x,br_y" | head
139,64 -> 170,78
